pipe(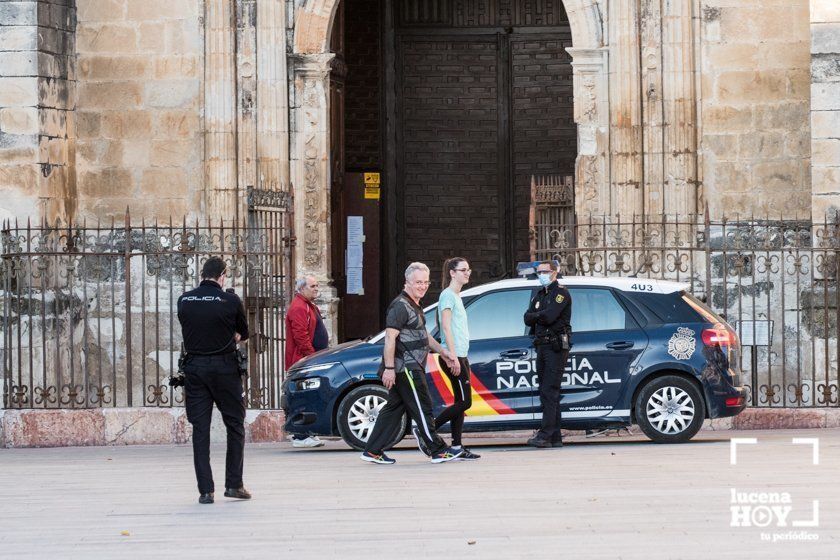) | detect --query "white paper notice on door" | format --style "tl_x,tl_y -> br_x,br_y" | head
347,216 -> 364,245
347,267 -> 364,295
347,244 -> 363,269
